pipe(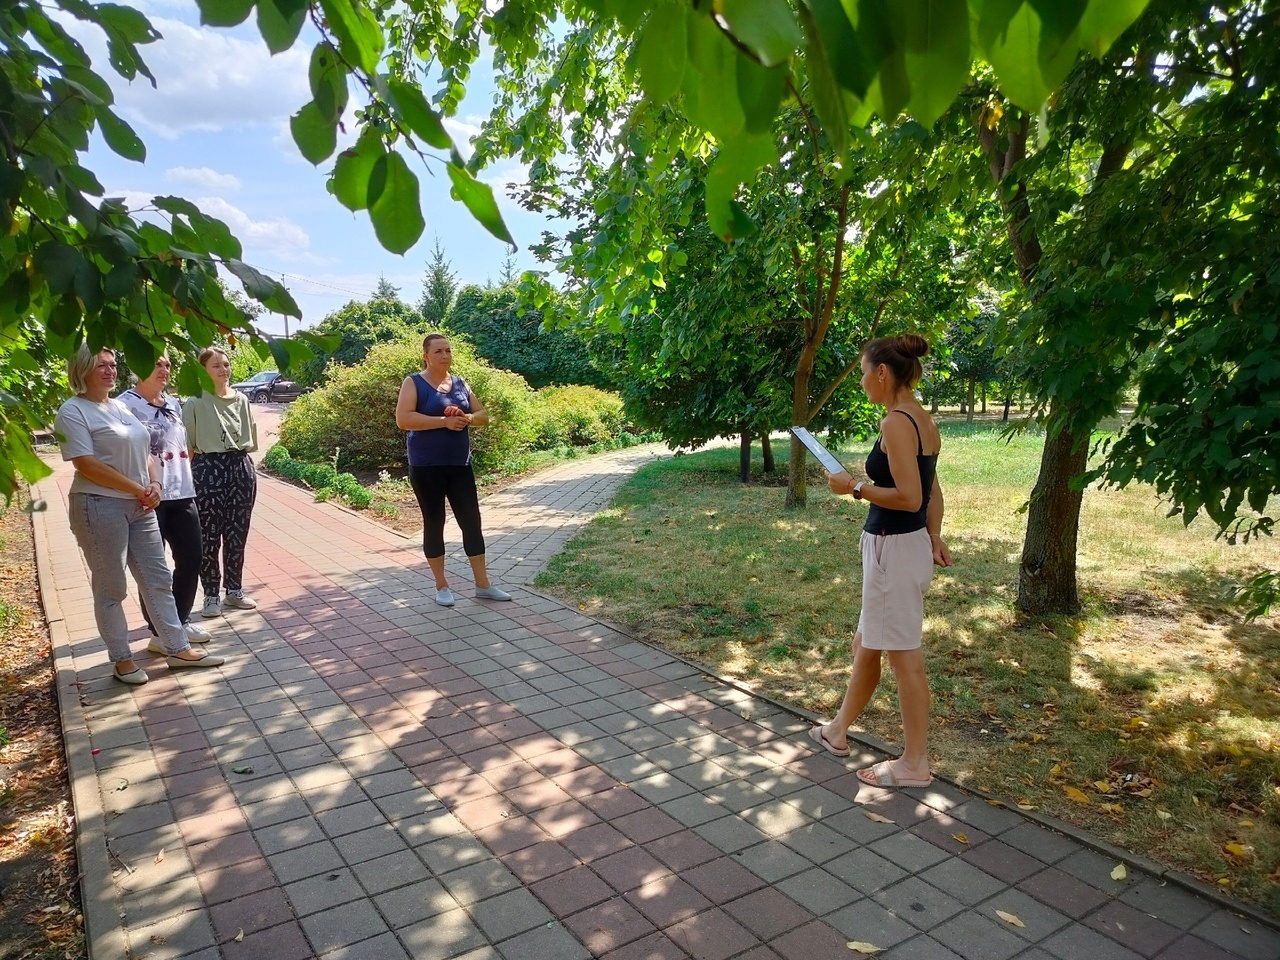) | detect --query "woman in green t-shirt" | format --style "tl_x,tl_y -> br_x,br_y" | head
182,346 -> 259,619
